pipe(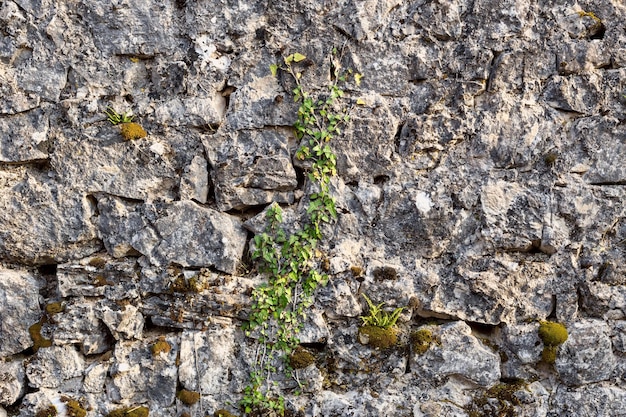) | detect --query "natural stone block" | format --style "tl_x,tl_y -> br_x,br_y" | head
205,128 -> 298,211
410,321 -> 500,387
0,108 -> 49,162
0,270 -> 42,357
0,169 -> 101,265
25,346 -> 85,389
0,360 -> 25,406
556,319 -> 616,386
